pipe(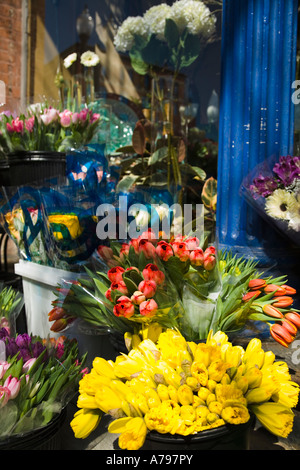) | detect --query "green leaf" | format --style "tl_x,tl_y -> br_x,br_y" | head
117,174 -> 141,192
148,146 -> 168,165
202,177 -> 217,211
164,19 -> 180,48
